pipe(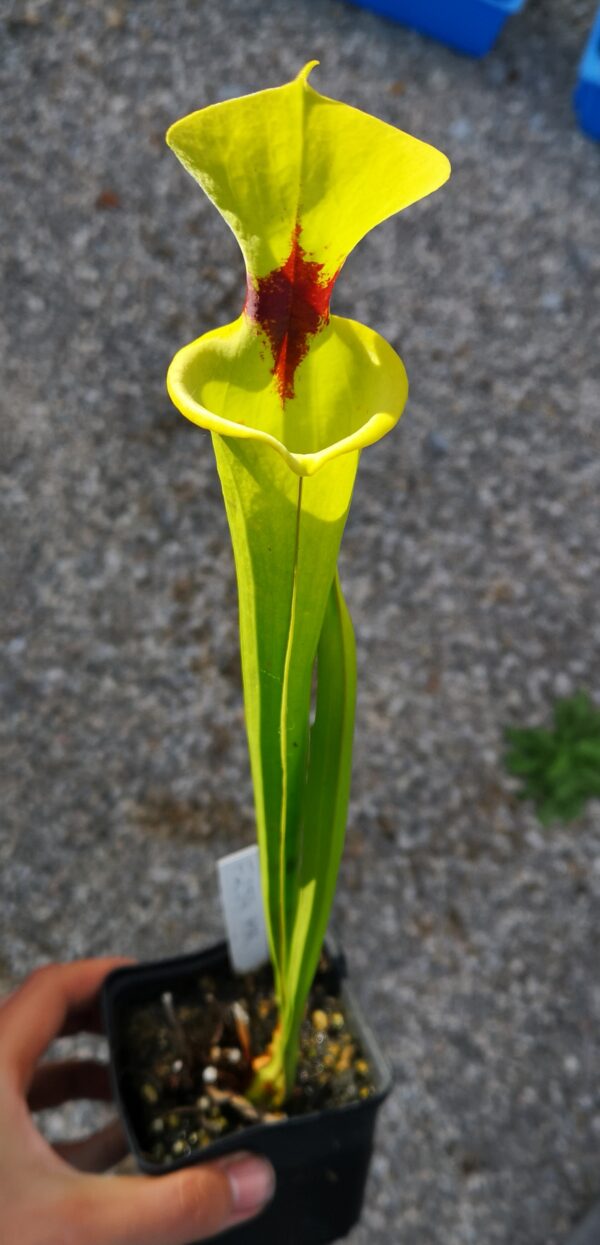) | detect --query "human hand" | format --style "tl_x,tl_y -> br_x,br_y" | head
0,958 -> 275,1245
